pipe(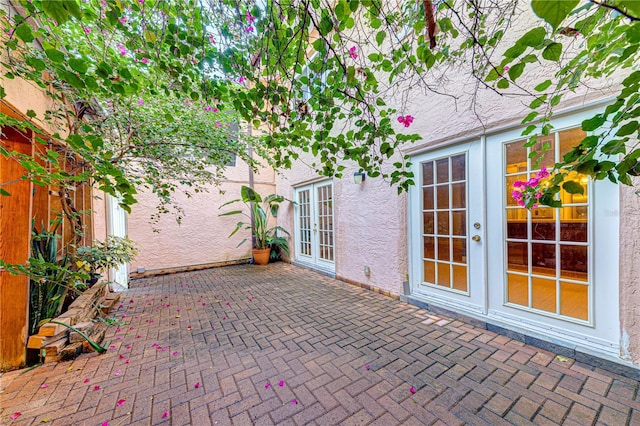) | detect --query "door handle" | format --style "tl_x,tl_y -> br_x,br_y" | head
313,225 -> 317,232
472,235 -> 481,242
